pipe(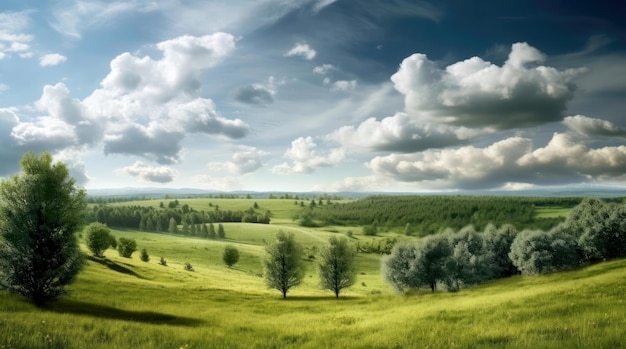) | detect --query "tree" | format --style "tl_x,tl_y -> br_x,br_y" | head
168,217 -> 178,234
263,231 -> 305,298
0,152 -> 86,305
140,248 -> 150,262
483,224 -> 518,278
223,245 -> 240,267
508,227 -> 579,275
318,237 -> 357,298
117,237 -> 137,258
85,222 -> 114,257
217,223 -> 226,239
208,223 -> 216,239
382,234 -> 451,293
